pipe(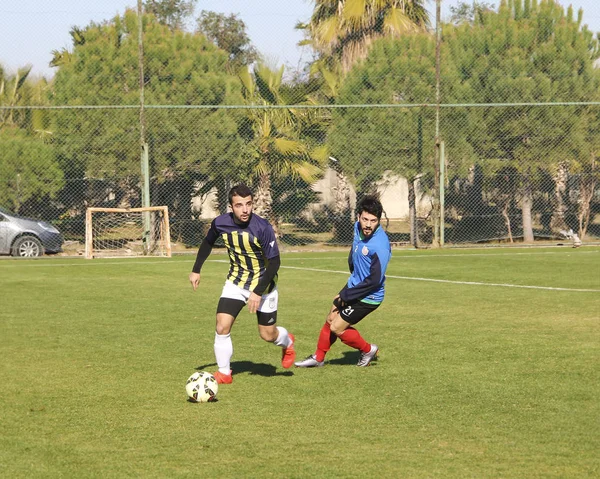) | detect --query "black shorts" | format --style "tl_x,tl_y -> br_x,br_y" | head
334,299 -> 379,325
217,297 -> 278,326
